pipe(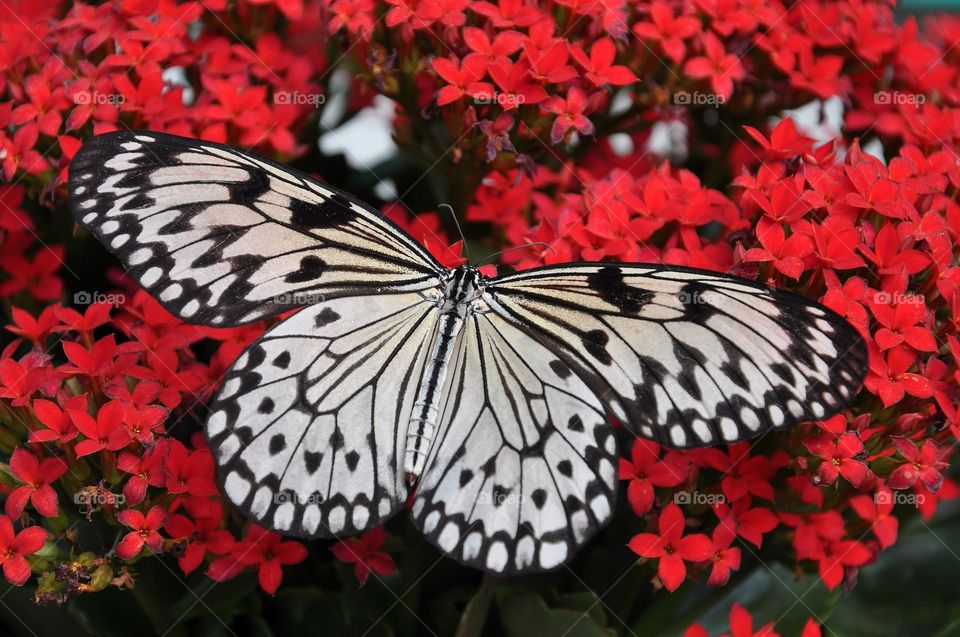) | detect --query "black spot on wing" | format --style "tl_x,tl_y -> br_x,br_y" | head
269,434 -> 286,455
315,307 -> 340,327
285,255 -> 326,283
492,484 -> 511,506
272,351 -> 291,369
345,450 -> 360,471
290,195 -> 358,229
678,281 -> 719,321
581,329 -> 612,365
304,451 -> 322,474
586,266 -> 654,314
549,359 -> 572,379
531,489 -> 547,509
